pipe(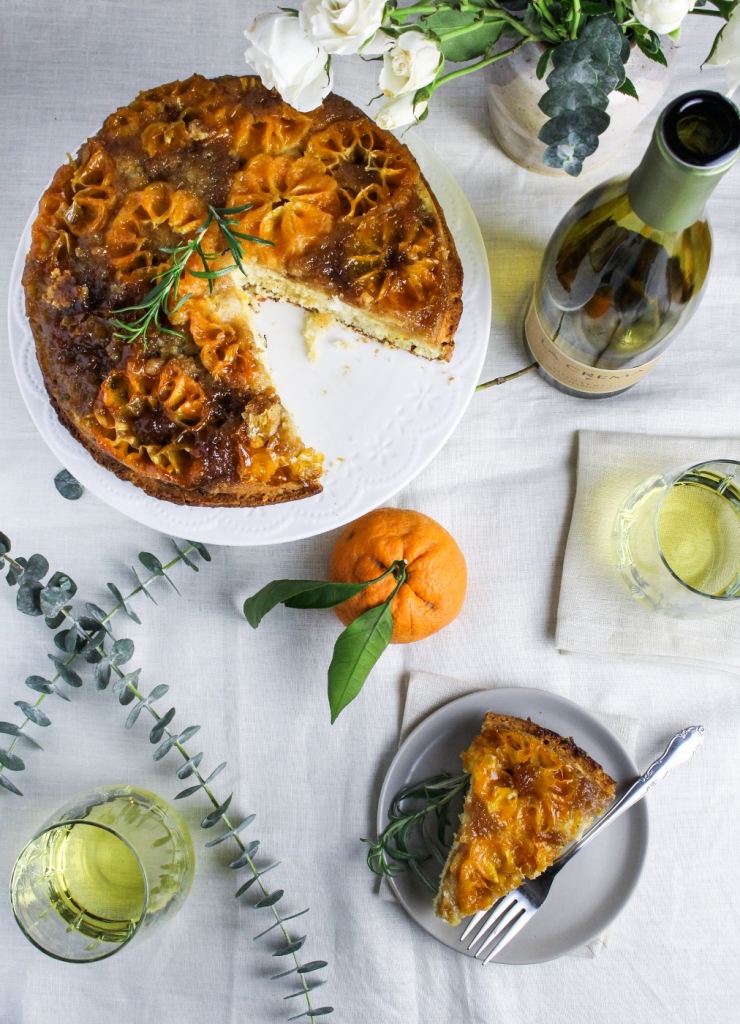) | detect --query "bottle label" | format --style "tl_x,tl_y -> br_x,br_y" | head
524,301 -> 662,394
